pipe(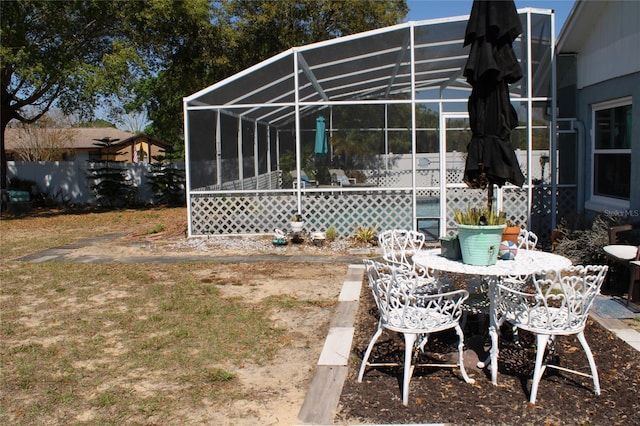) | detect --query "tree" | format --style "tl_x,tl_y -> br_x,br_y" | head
0,1 -> 166,197
140,0 -> 409,158
147,148 -> 186,206
10,108 -> 79,161
86,137 -> 136,207
11,115 -> 78,161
